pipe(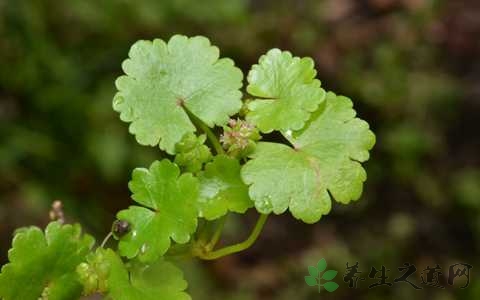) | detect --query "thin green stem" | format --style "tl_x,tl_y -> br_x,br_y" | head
197,120 -> 224,154
206,216 -> 227,250
165,251 -> 193,261
198,214 -> 269,260
195,219 -> 209,242
100,232 -> 113,248
184,106 -> 224,155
